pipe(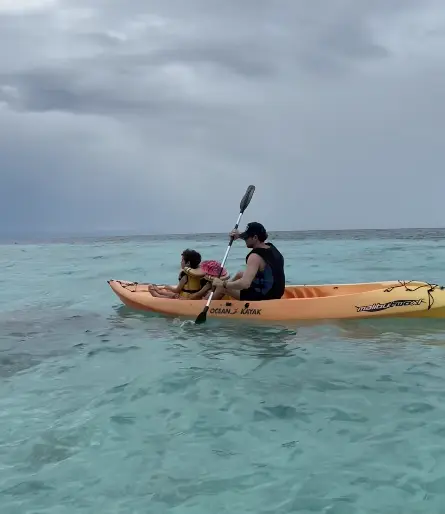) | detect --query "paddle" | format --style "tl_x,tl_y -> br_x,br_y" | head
194,184 -> 256,325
